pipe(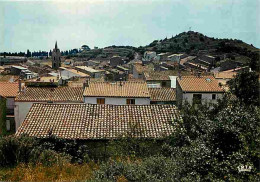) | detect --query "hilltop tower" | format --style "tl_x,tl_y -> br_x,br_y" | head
52,41 -> 61,69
